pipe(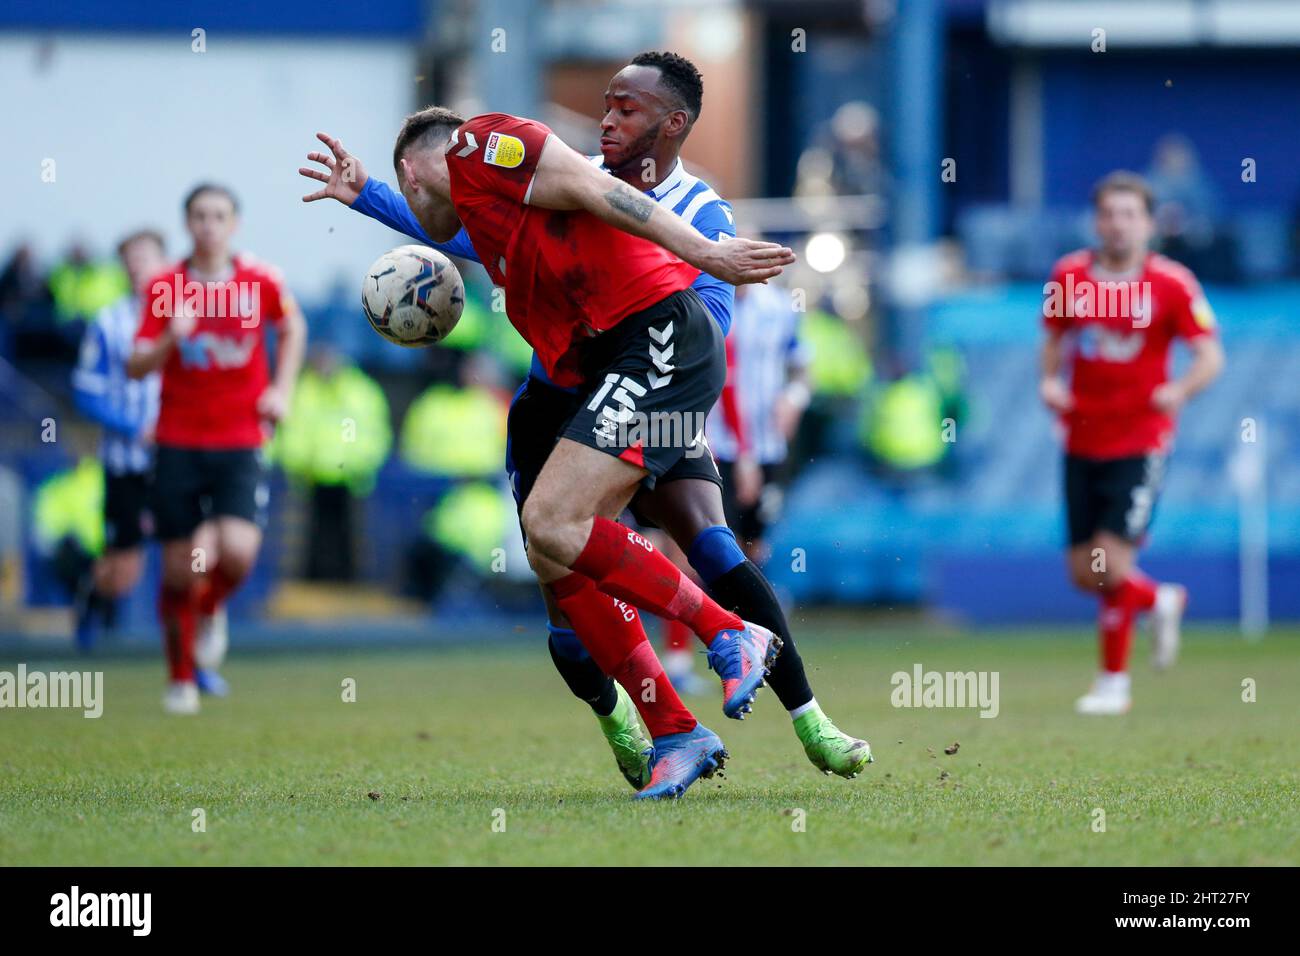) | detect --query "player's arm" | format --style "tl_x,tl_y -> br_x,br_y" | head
1039,327 -> 1073,413
1152,332 -> 1224,414
300,133 -> 482,263
128,286 -> 195,380
525,136 -> 795,285
1152,276 -> 1224,414
1039,266 -> 1073,413
258,292 -> 307,424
